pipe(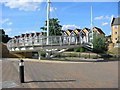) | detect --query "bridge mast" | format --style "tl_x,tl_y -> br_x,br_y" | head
91,6 -> 93,48
47,0 -> 50,45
